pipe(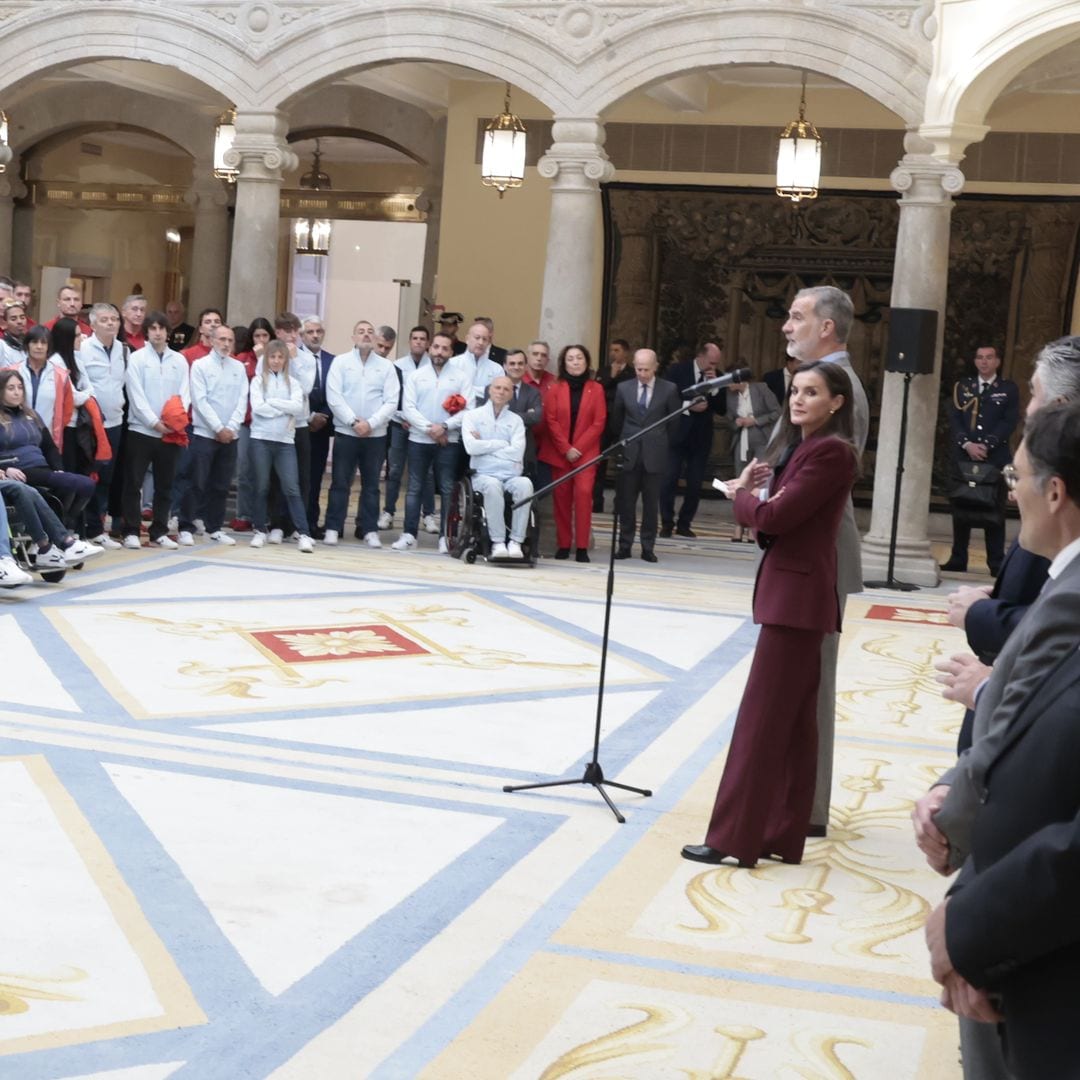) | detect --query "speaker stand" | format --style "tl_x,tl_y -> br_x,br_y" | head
865,370 -> 920,592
